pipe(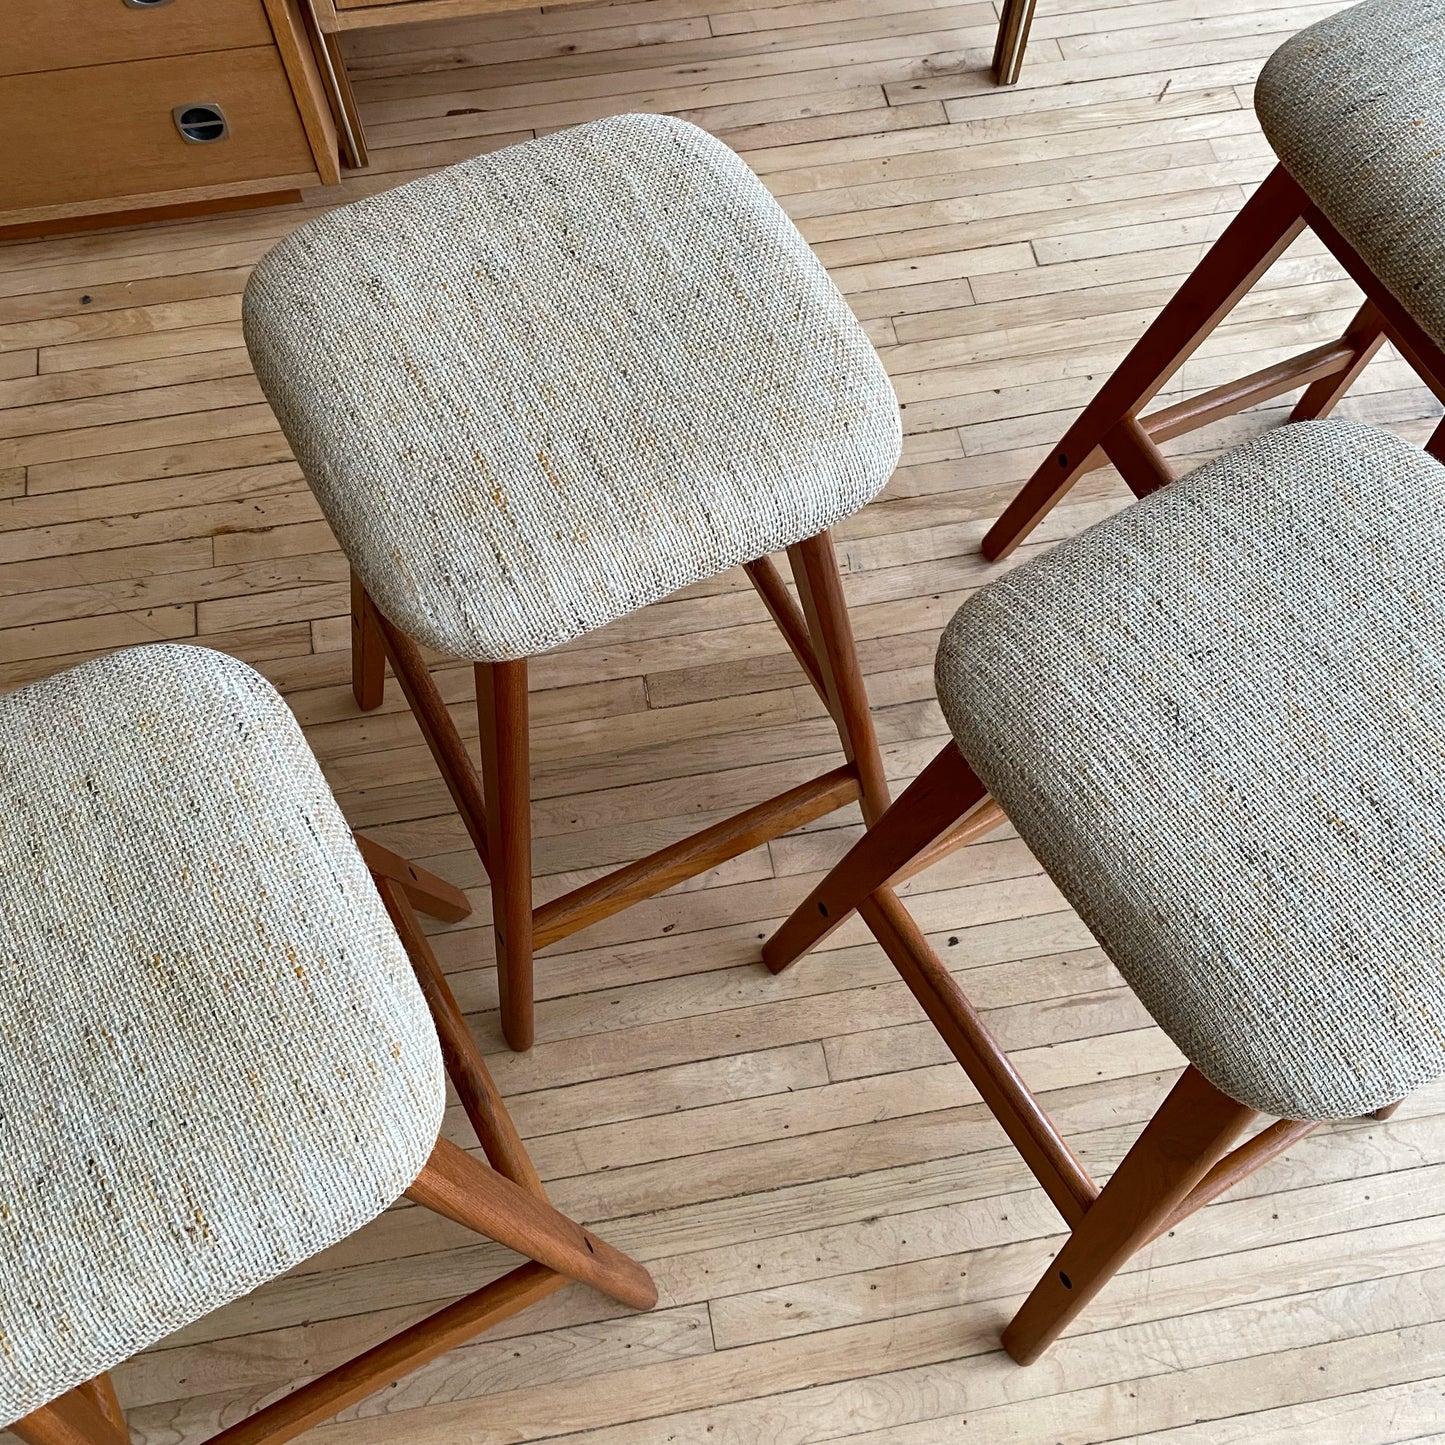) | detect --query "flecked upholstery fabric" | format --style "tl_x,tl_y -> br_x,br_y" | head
242,112 -> 901,663
936,421 -> 1445,1122
1255,0 -> 1445,352
0,645 -> 445,1427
